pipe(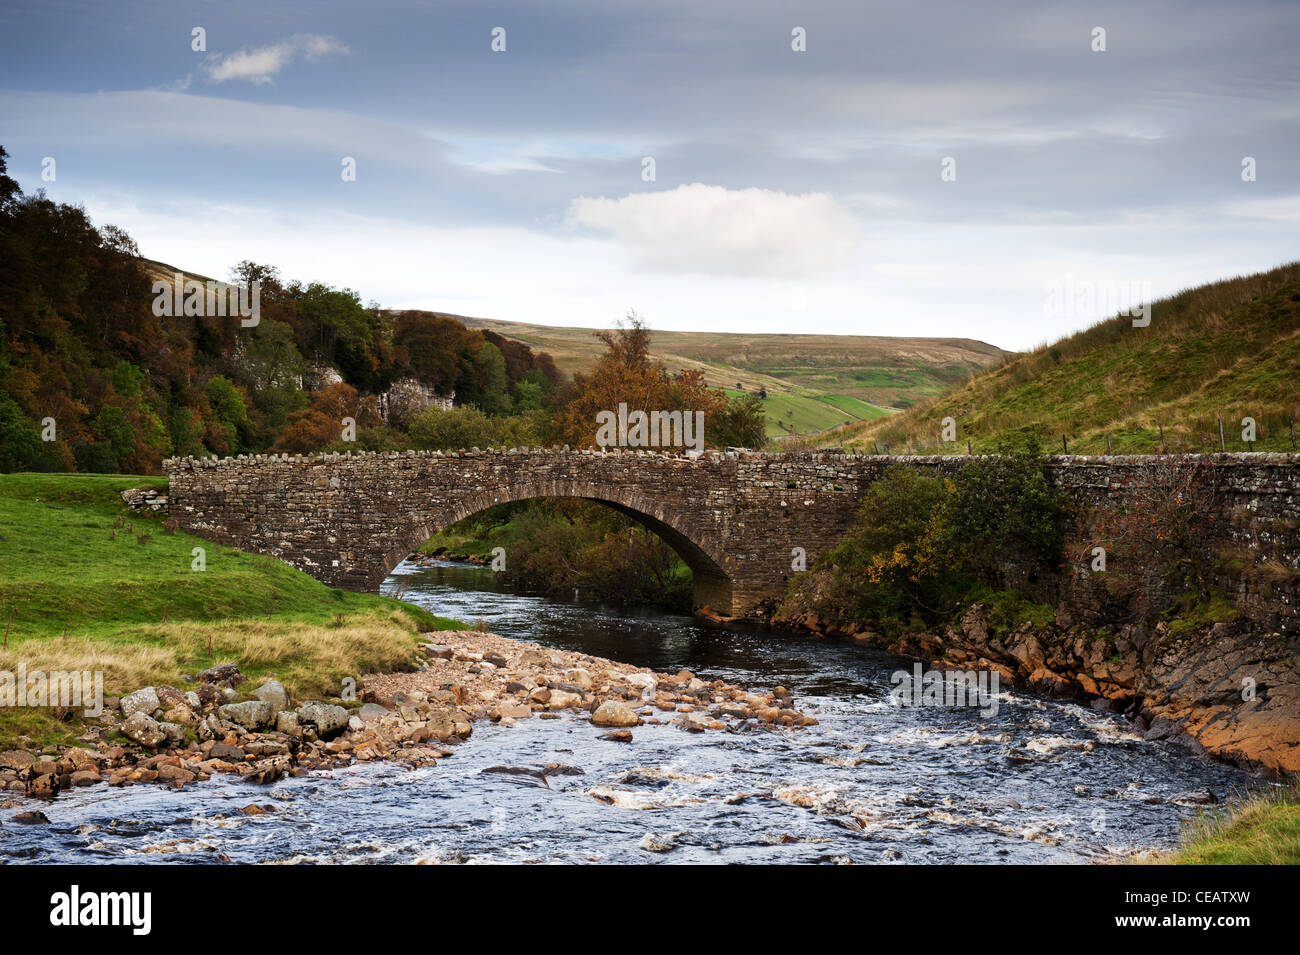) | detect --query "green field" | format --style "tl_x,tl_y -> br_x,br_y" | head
0,473 -> 462,747
443,313 -> 1008,426
724,389 -> 892,440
